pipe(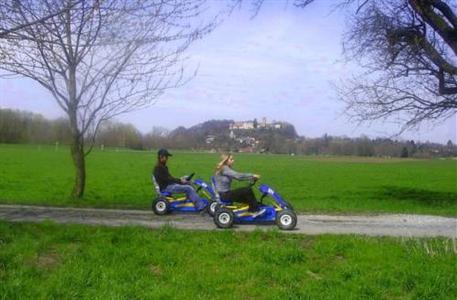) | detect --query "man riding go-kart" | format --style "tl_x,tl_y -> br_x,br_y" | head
151,149 -> 212,215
